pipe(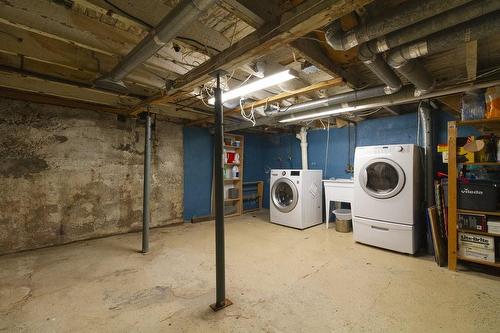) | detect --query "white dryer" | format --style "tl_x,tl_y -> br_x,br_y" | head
270,169 -> 322,229
352,144 -> 422,254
